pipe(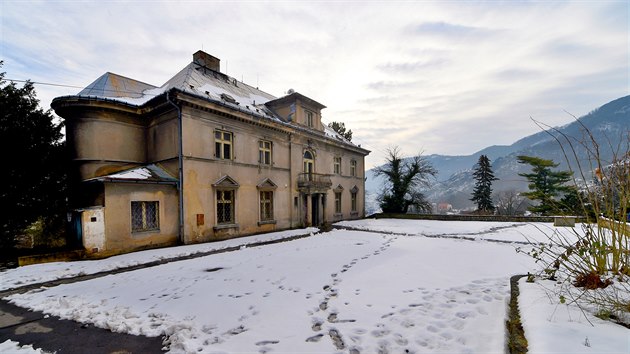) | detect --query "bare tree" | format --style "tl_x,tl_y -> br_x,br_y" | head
495,190 -> 528,216
374,146 -> 437,213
